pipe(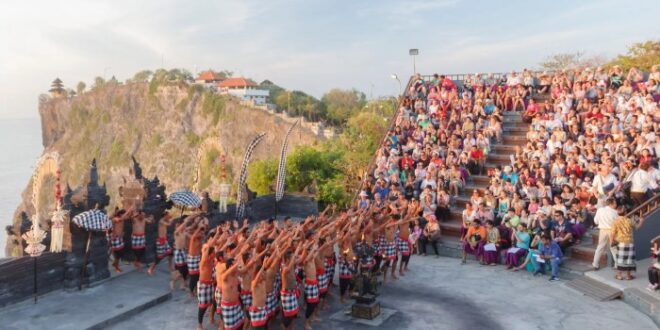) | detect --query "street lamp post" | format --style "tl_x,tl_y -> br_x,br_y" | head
390,74 -> 402,96
409,49 -> 419,75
